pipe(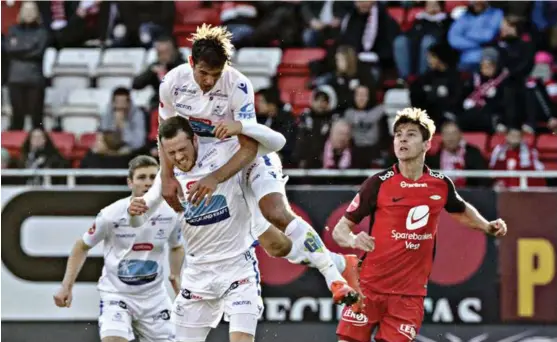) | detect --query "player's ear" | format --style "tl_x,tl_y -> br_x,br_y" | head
188,55 -> 194,68
424,138 -> 432,152
126,177 -> 133,189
